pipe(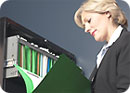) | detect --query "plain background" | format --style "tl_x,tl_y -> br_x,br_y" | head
0,0 -> 130,78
